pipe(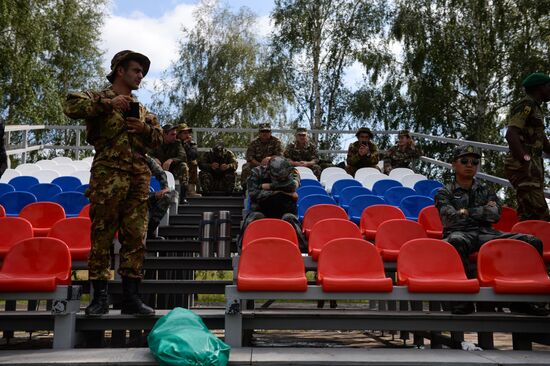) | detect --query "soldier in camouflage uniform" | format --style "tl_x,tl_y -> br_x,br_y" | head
436,145 -> 546,315
504,73 -> 550,221
177,123 -> 201,197
383,130 -> 423,174
346,127 -> 380,176
150,124 -> 189,202
199,140 -> 238,195
284,127 -> 322,178
0,121 -> 6,177
240,123 -> 283,190
146,155 -> 177,240
241,156 -> 305,249
64,50 -> 161,316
